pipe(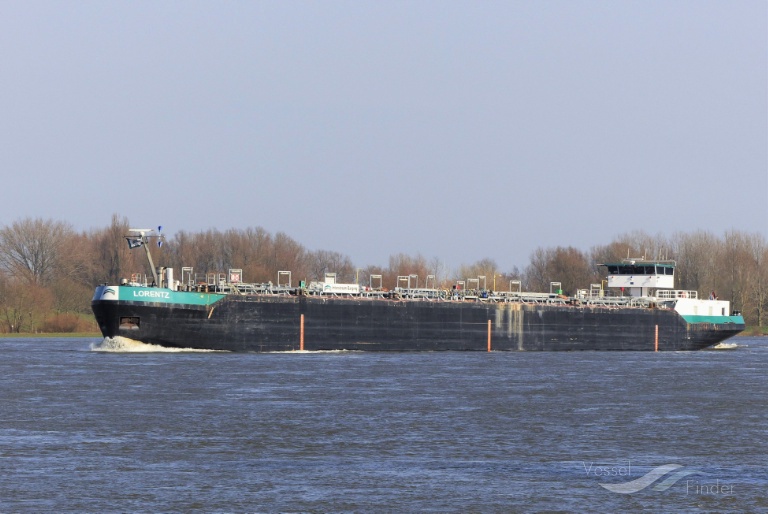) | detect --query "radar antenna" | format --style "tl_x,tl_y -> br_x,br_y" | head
126,227 -> 164,286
